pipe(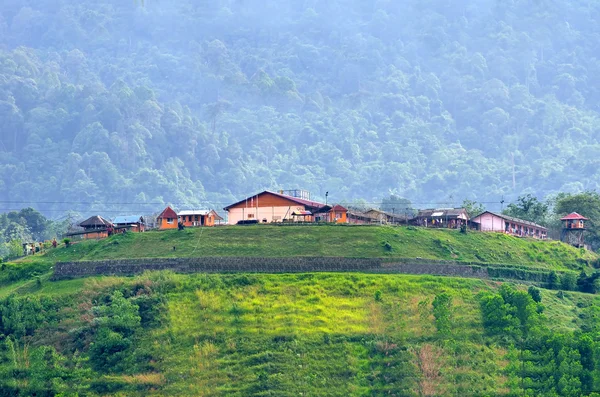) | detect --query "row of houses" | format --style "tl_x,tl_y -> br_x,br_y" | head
69,189 -> 588,245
